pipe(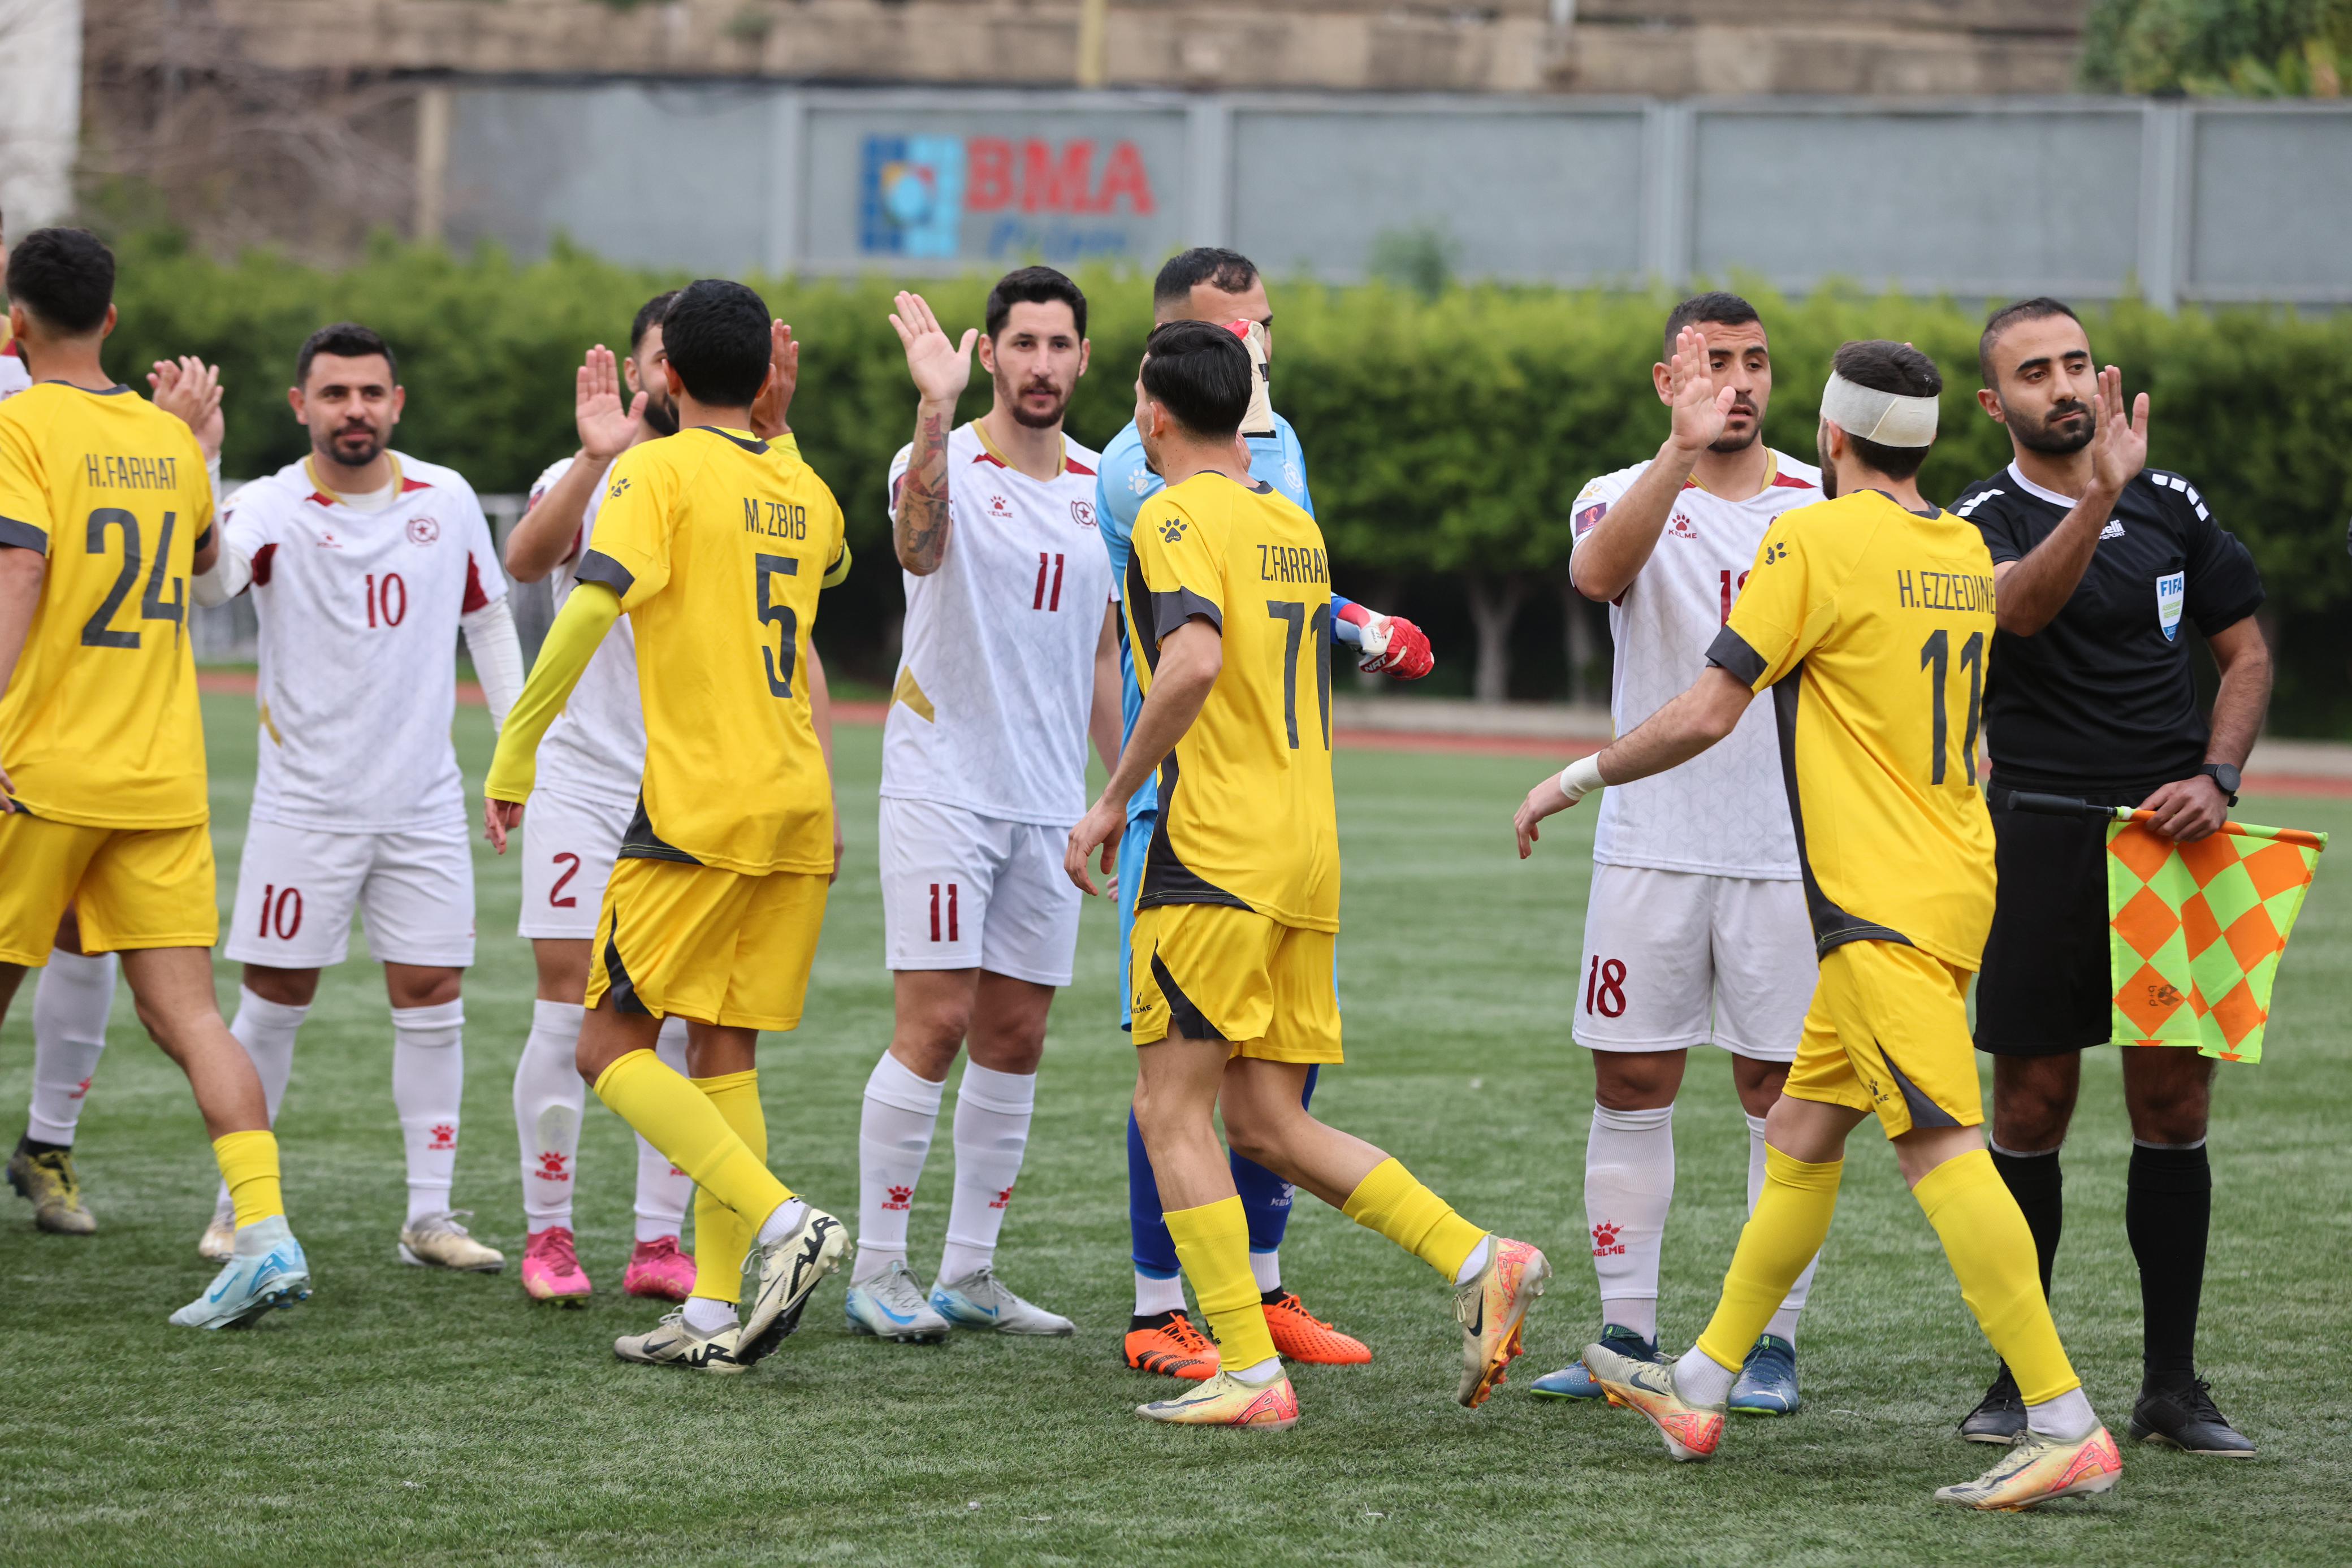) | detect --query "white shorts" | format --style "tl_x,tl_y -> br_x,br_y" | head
878,796 -> 1082,987
517,787 -> 630,942
1572,863 -> 1814,1062
225,818 -> 476,970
